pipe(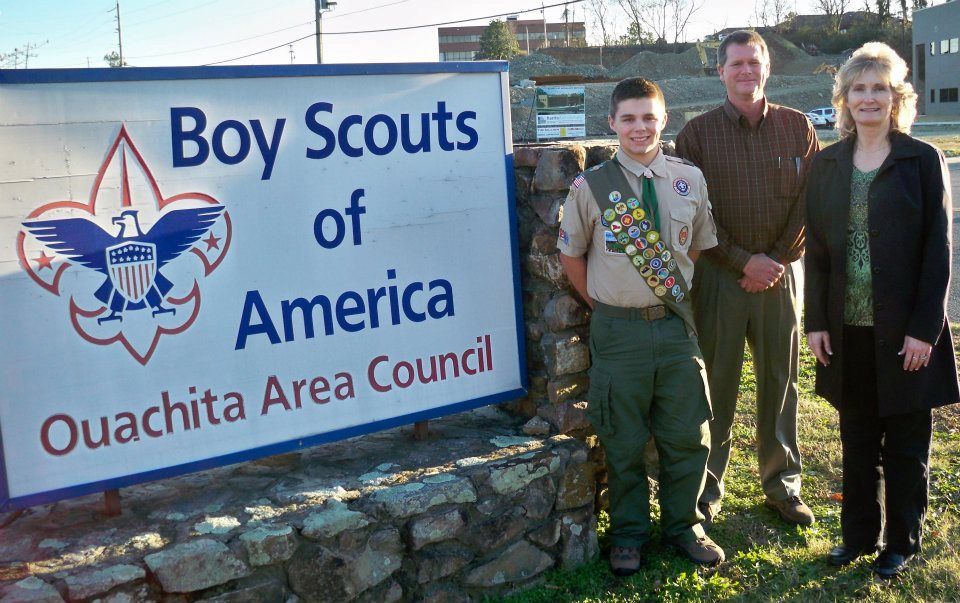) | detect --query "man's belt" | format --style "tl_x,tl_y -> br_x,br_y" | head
594,301 -> 671,321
